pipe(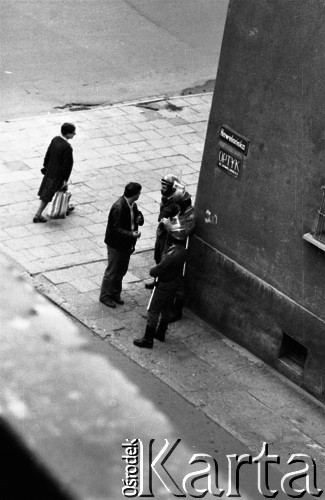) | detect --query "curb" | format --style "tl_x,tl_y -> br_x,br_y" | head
3,92 -> 214,124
